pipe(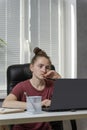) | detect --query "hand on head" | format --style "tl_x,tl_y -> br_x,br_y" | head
43,70 -> 61,80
